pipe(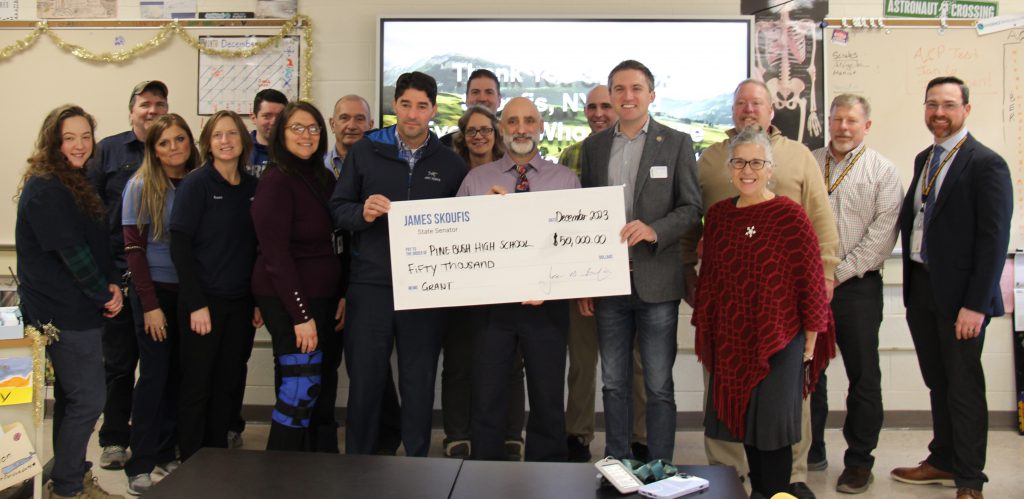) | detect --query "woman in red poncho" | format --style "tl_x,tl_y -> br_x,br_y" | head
693,127 -> 831,498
